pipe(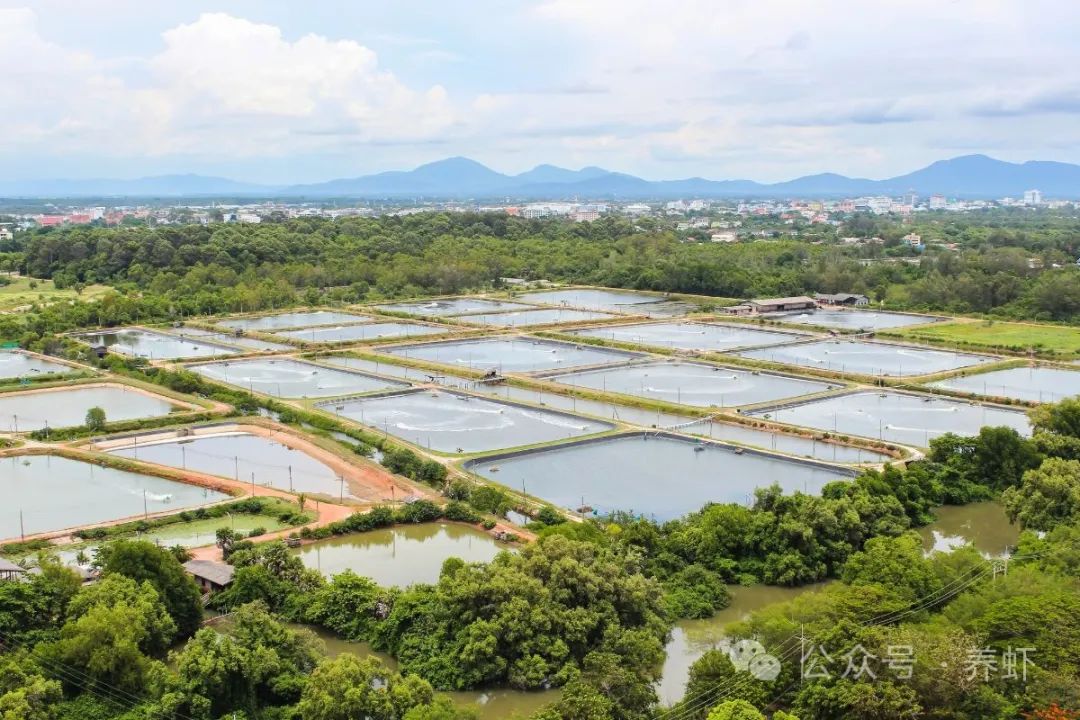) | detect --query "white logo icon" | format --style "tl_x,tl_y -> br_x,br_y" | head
728,639 -> 781,681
